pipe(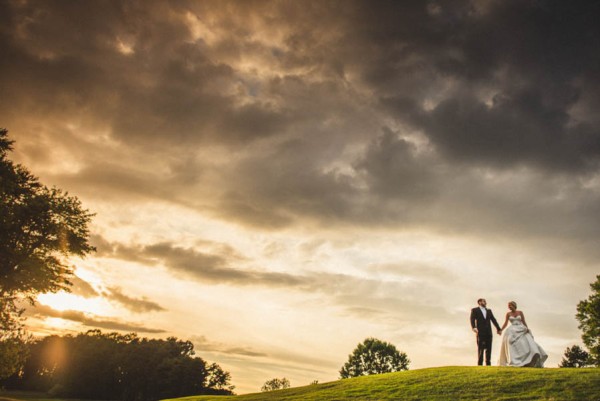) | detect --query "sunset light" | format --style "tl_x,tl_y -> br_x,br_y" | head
1,0 -> 599,395
36,293 -> 109,316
